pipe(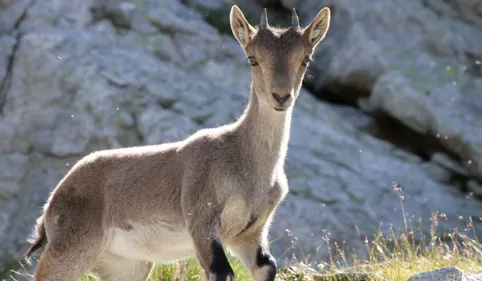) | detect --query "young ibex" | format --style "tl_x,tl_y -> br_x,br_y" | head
25,5 -> 330,281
